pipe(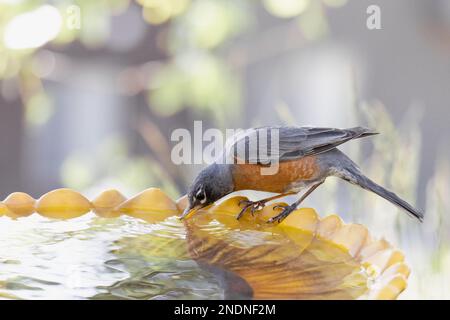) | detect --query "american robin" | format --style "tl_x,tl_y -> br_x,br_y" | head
180,126 -> 424,223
